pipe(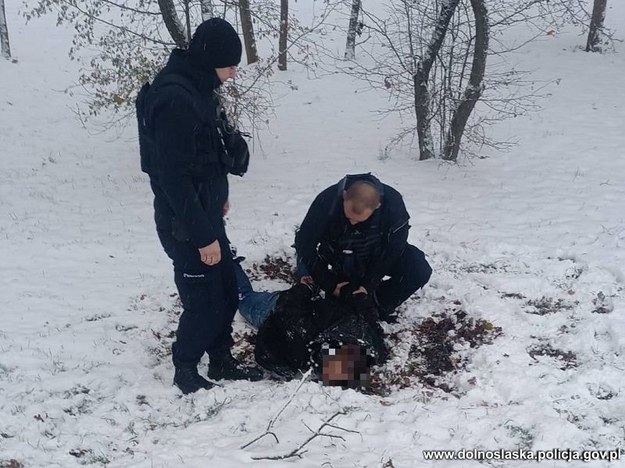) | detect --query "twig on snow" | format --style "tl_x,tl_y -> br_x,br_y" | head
240,367 -> 313,449
251,411 -> 348,461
